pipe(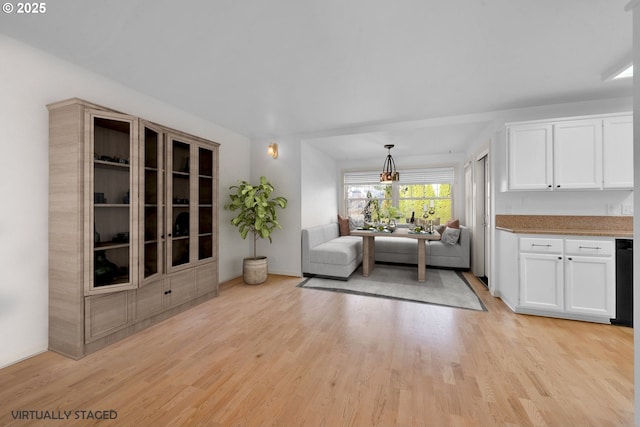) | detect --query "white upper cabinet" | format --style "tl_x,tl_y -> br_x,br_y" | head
506,113 -> 632,191
553,119 -> 602,190
602,115 -> 633,189
507,123 -> 553,190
